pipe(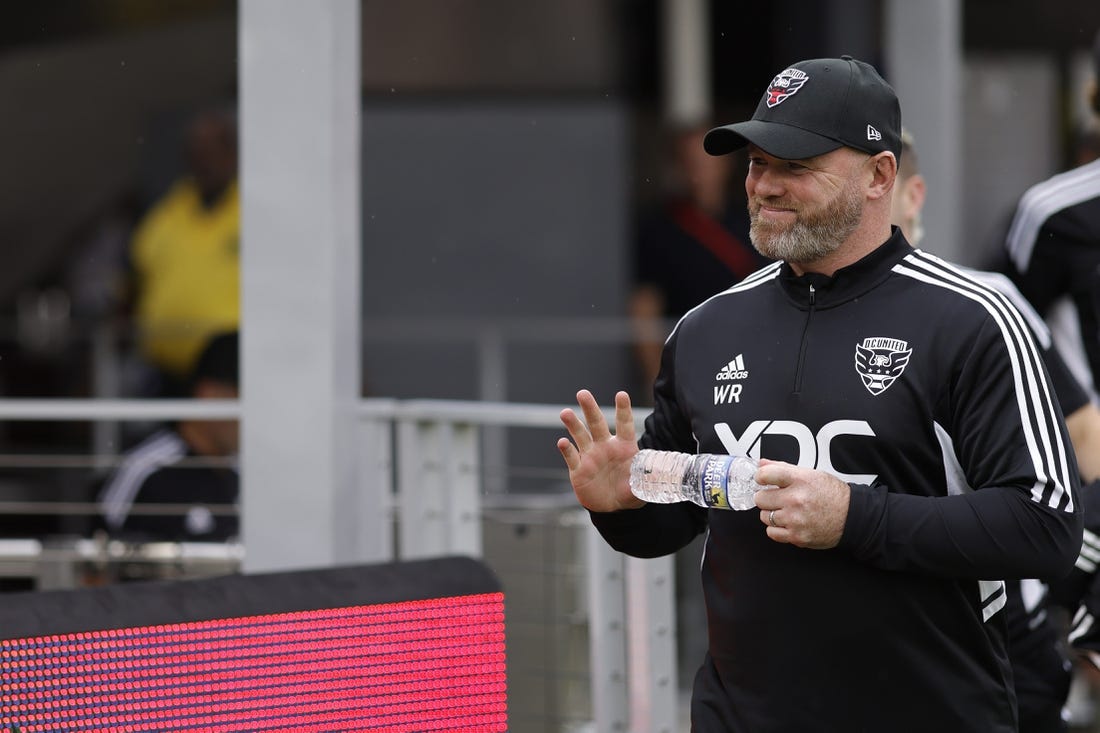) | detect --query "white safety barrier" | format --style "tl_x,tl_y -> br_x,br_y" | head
0,396 -> 680,733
